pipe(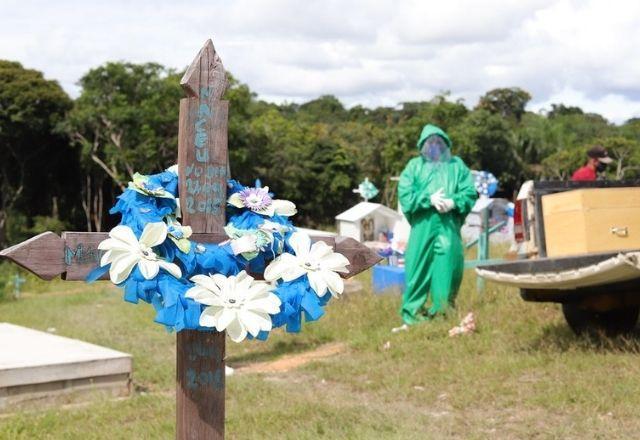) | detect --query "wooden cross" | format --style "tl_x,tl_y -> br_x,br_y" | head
0,39 -> 381,439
